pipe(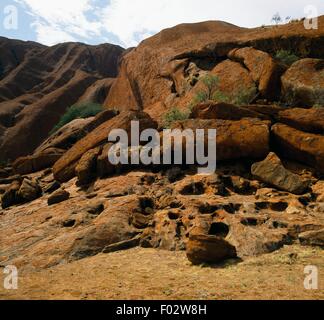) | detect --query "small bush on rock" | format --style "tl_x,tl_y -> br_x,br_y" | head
51,102 -> 103,134
275,50 -> 300,66
163,107 -> 190,128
